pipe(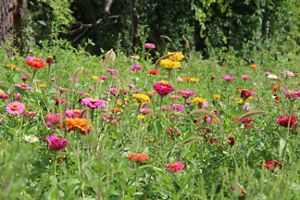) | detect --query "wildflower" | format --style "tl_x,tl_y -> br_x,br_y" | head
46,56 -> 54,64
250,64 -> 257,70
192,97 -> 207,105
280,87 -> 300,99
65,109 -> 86,118
66,118 -> 92,134
132,94 -> 151,104
26,56 -> 46,69
103,114 -> 118,123
178,90 -> 196,99
240,89 -> 256,100
127,152 -> 149,162
81,98 -> 106,109
265,160 -> 279,170
0,90 -> 9,100
13,93 -> 22,100
6,102 -> 25,115
267,74 -> 278,80
283,70 -> 296,77
168,52 -> 185,61
137,114 -> 146,121
107,69 -> 119,74
144,43 -> 156,49
15,83 -> 32,90
234,98 -> 244,105
171,95 -> 179,100
109,87 -> 118,96
213,94 -> 221,100
45,113 -> 65,127
159,59 -> 181,70
148,69 -> 160,76
239,117 -> 254,124
203,116 -> 212,124
139,107 -> 152,114
45,134 -> 68,151
96,76 -> 108,82
227,134 -> 235,146
166,162 -> 184,173
223,74 -> 236,82
153,82 -> 174,96
23,111 -> 37,118
110,107 -> 122,113
130,64 -> 142,71
5,63 -> 16,70
207,137 -> 218,144
277,115 -> 297,127
24,135 -> 39,143
172,104 -> 184,112
241,75 -> 250,81
243,103 -> 250,112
